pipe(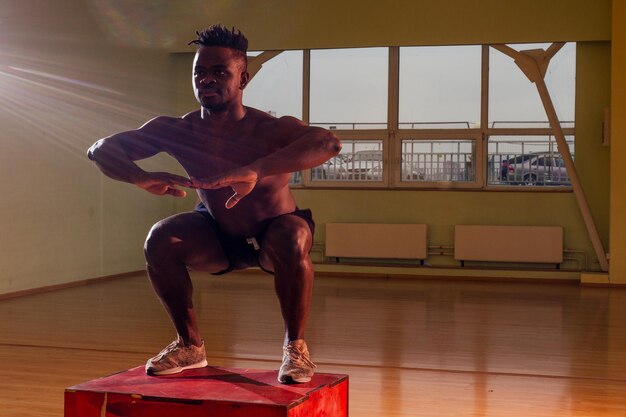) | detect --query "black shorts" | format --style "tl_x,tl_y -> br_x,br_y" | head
194,202 -> 315,275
